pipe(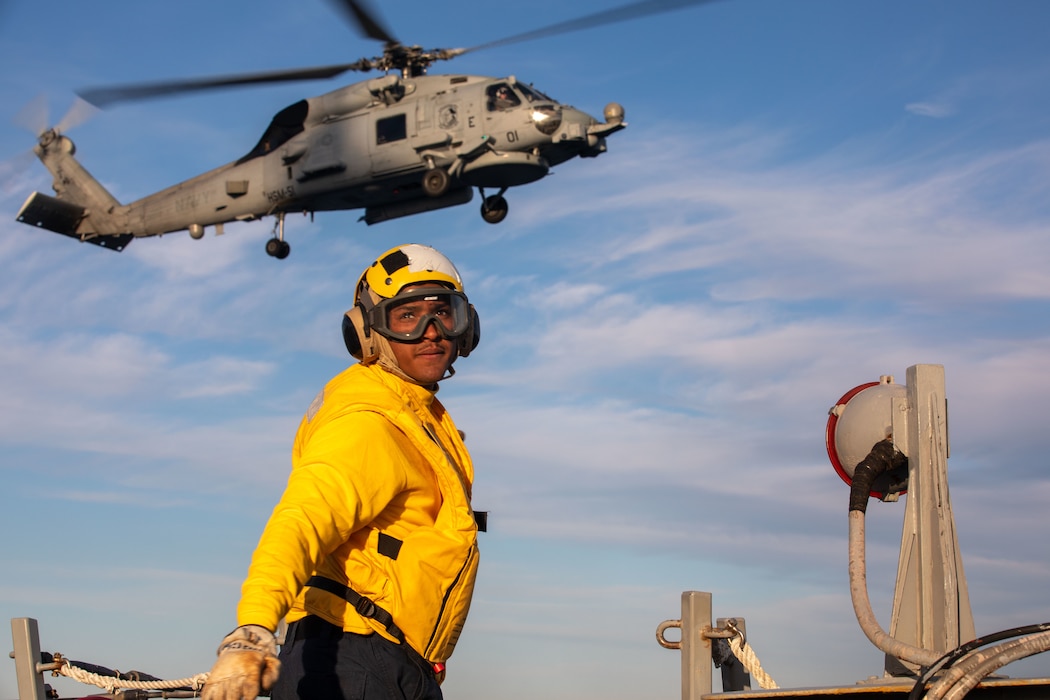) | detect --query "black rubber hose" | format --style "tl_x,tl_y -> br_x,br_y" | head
849,438 -> 908,513
907,622 -> 1050,700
